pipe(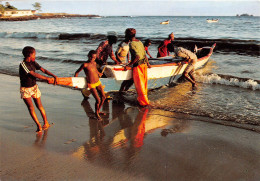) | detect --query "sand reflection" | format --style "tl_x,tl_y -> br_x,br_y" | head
71,97 -> 191,169
33,129 -> 48,148
74,99 -> 148,164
